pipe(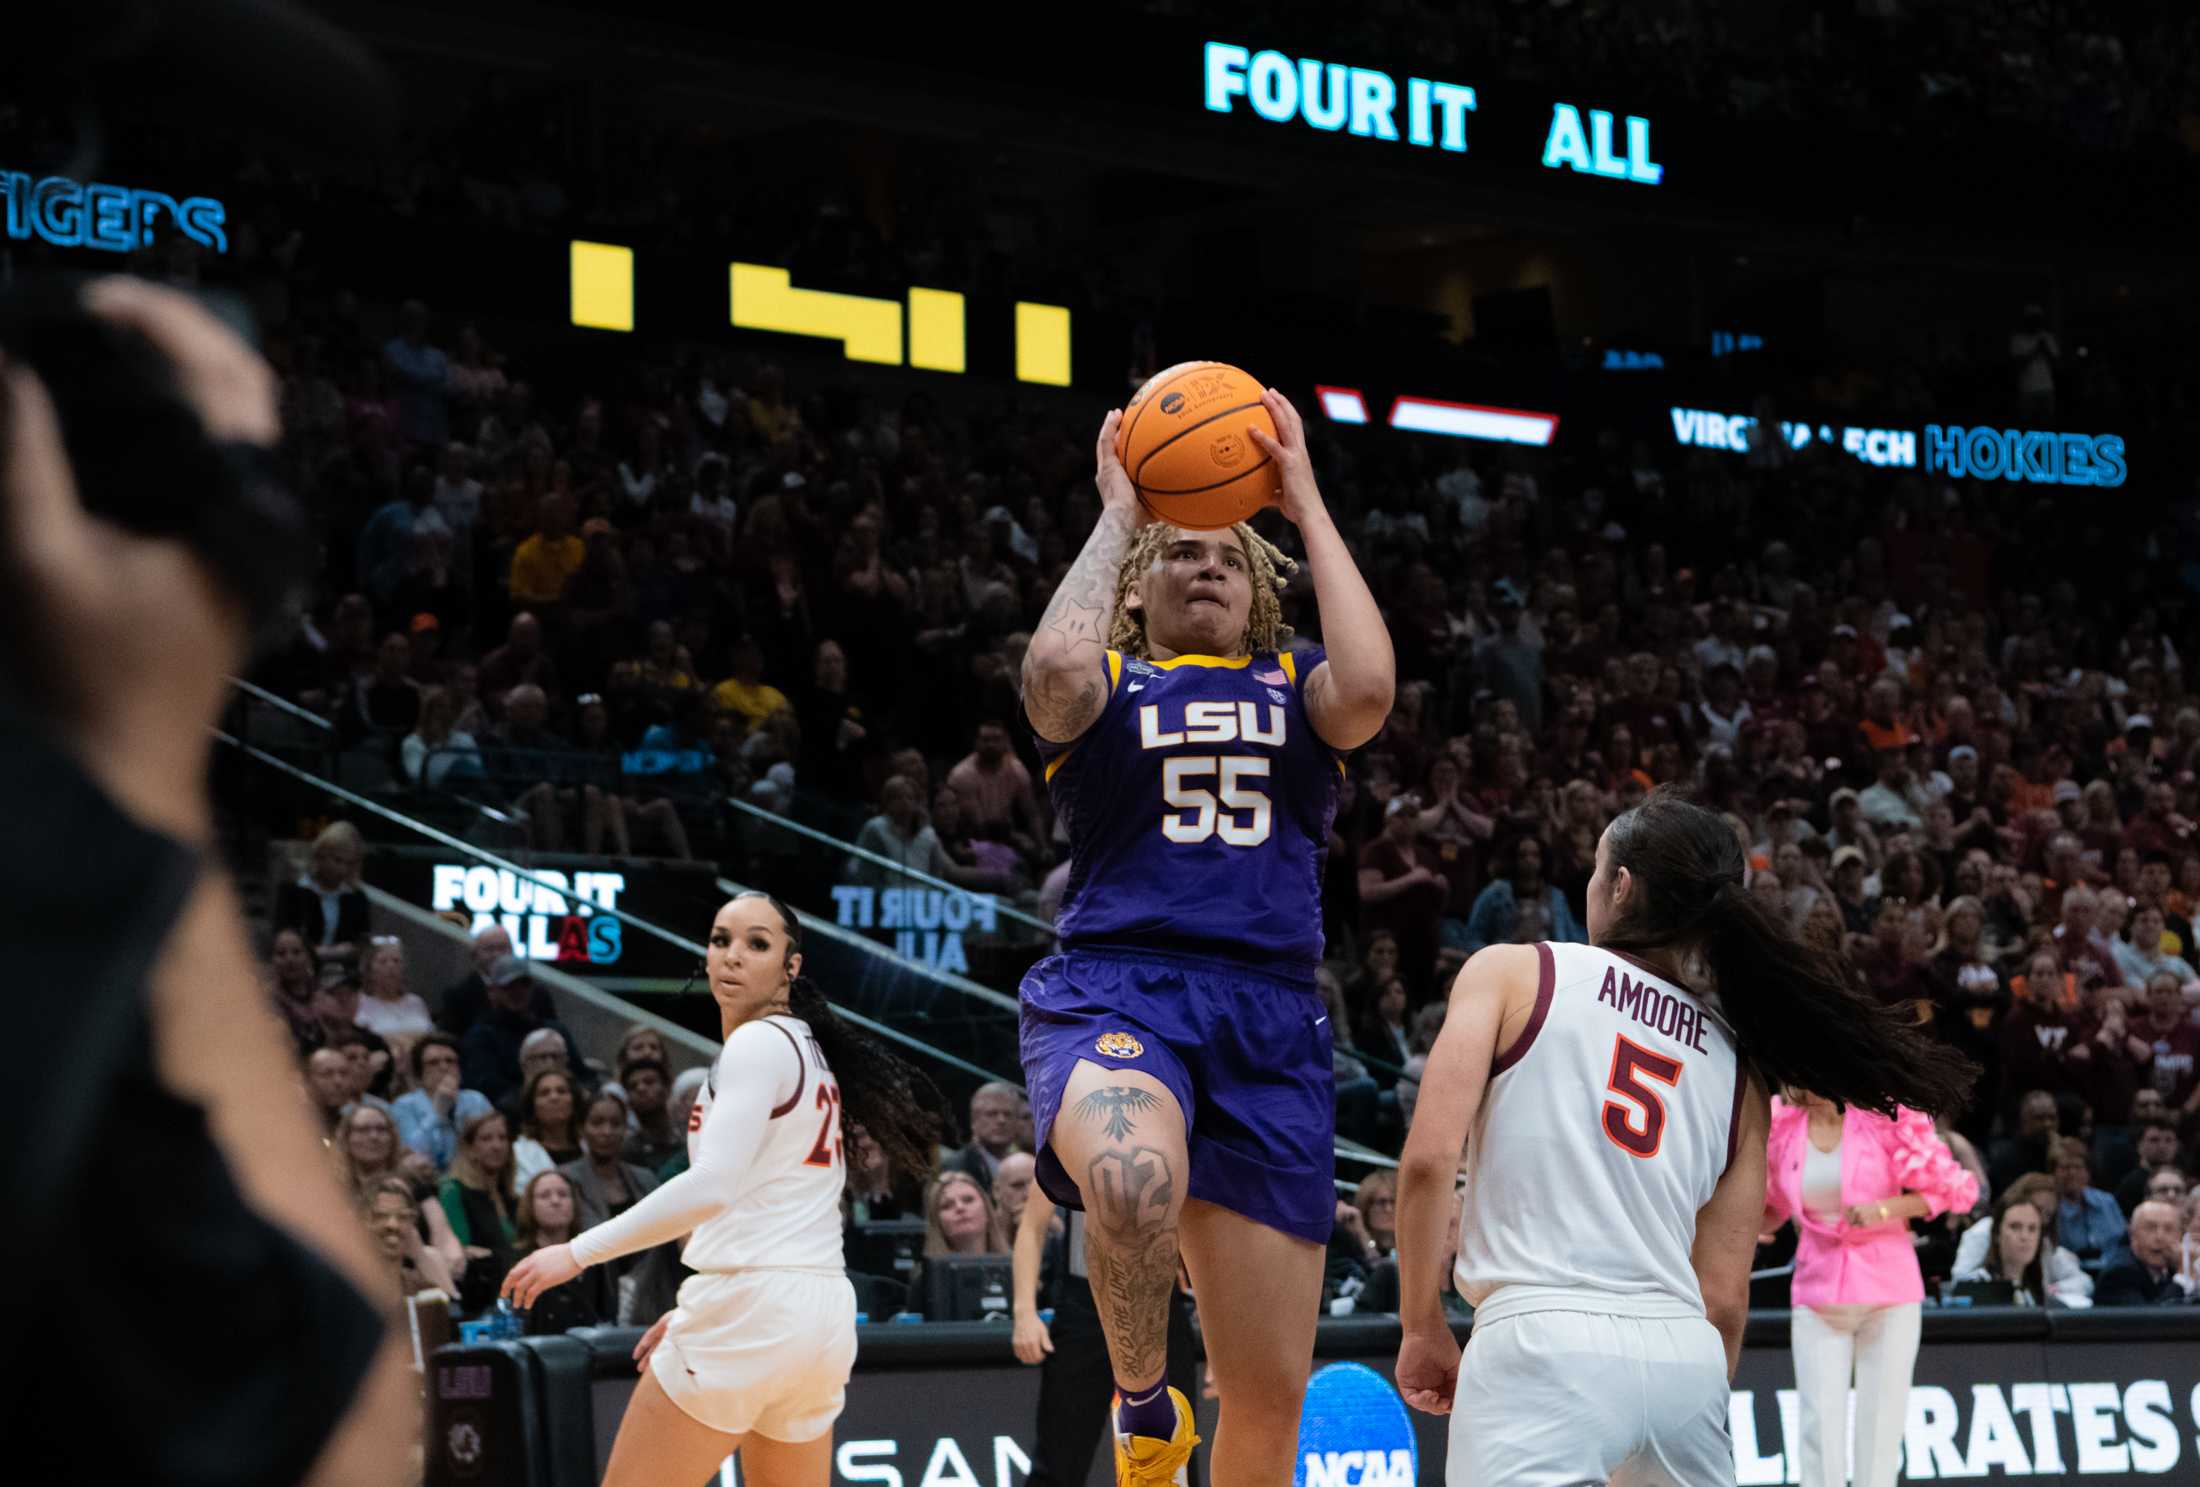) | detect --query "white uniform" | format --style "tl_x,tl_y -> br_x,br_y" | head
569,1014 -> 856,1441
1448,941 -> 1744,1487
